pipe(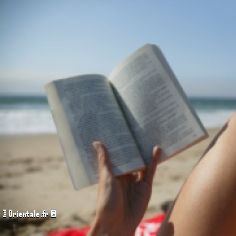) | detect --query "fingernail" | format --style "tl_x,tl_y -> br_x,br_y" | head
92,141 -> 101,150
153,145 -> 161,157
